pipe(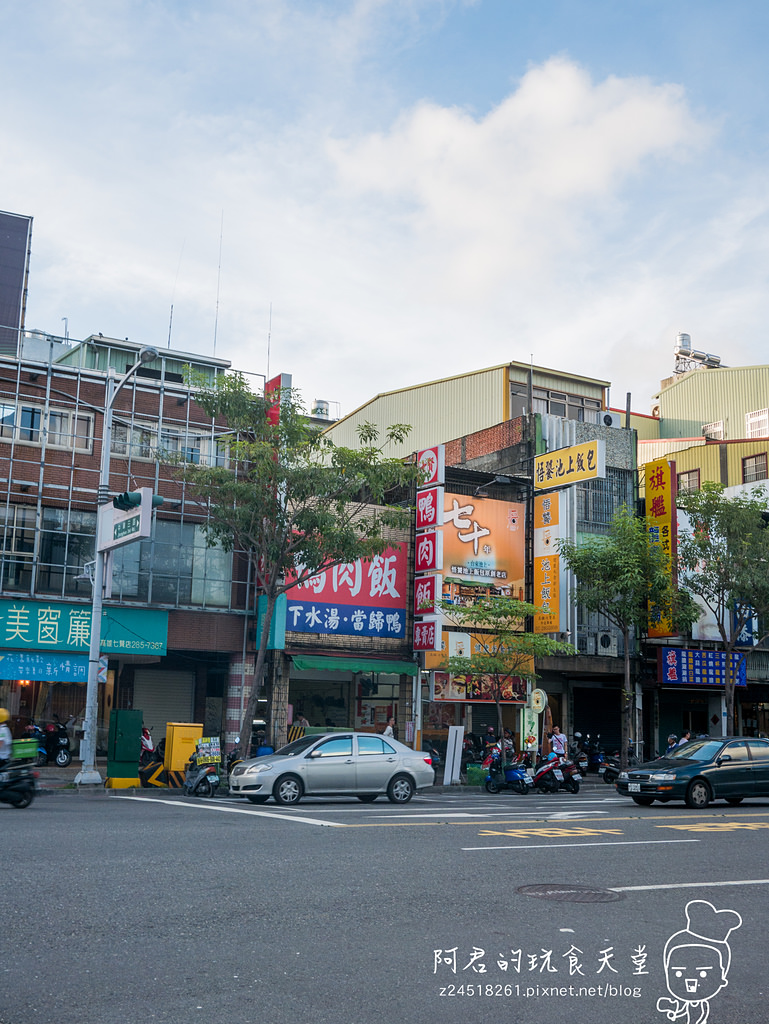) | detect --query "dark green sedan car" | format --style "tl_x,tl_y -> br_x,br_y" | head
616,736 -> 769,808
